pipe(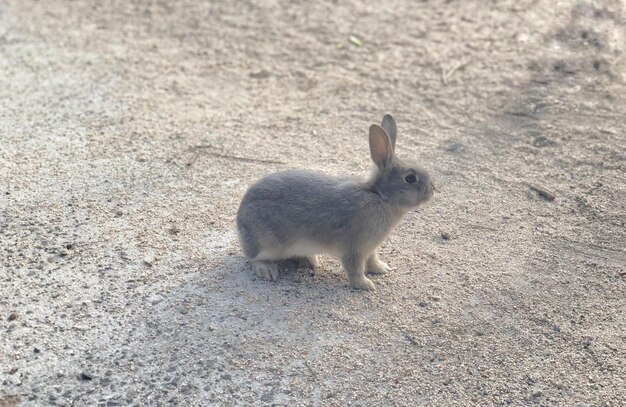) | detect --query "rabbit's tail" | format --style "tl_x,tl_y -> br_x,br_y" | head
237,225 -> 260,260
